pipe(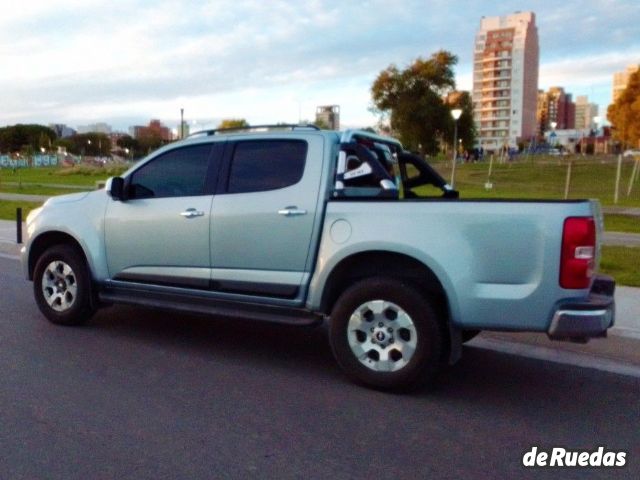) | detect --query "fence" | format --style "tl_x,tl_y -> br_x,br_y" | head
0,155 -> 59,168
